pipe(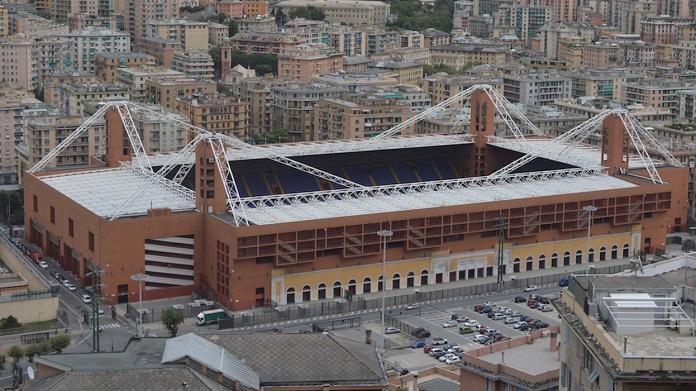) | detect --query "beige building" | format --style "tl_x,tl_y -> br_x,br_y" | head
313,96 -> 410,140
624,79 -> 693,113
60,27 -> 131,74
0,6 -> 7,38
208,22 -> 229,46
140,37 -> 181,68
225,31 -> 307,55
420,75 -> 503,105
430,44 -> 507,70
270,83 -> 344,141
228,76 -> 273,137
175,95 -> 249,138
0,38 -> 36,92
125,0 -> 179,48
275,0 -> 390,28
145,77 -> 217,109
58,83 -> 130,116
131,104 -> 190,153
23,115 -> 103,170
278,49 -> 343,82
118,66 -> 184,101
93,52 -> 157,83
171,50 -> 215,79
368,61 -> 422,86
146,19 -> 209,51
